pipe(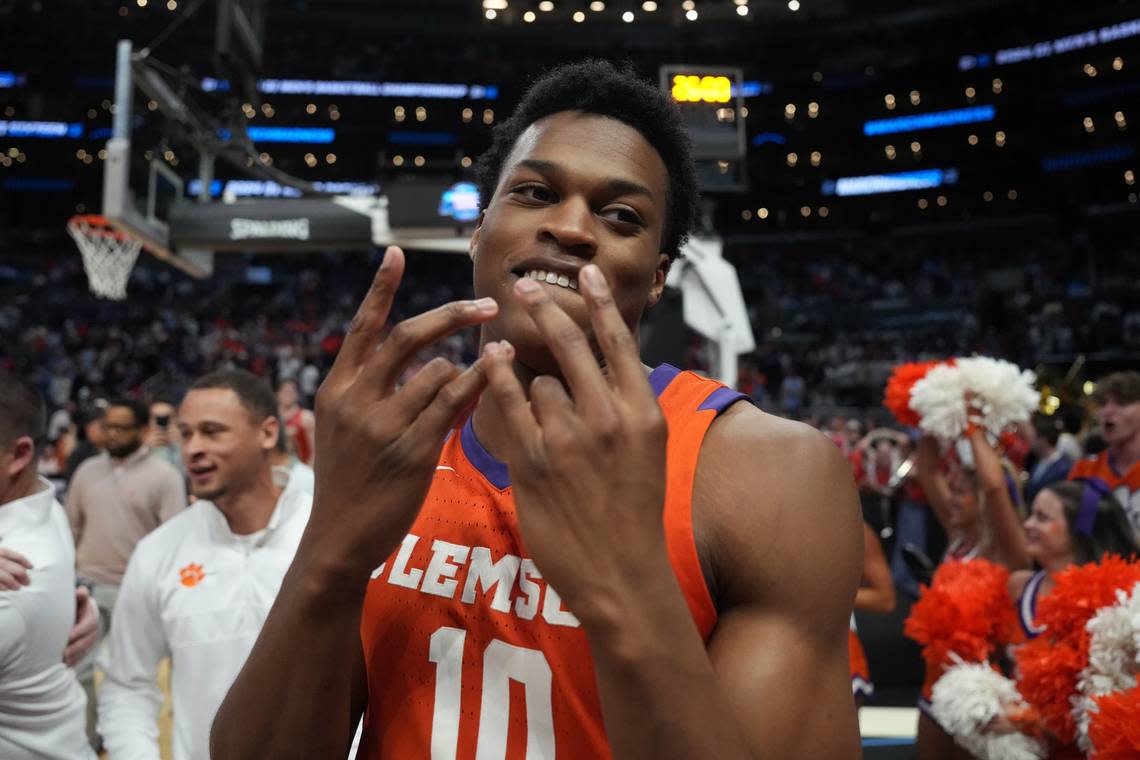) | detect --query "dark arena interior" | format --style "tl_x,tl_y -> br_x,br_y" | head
1,1 -> 1138,759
